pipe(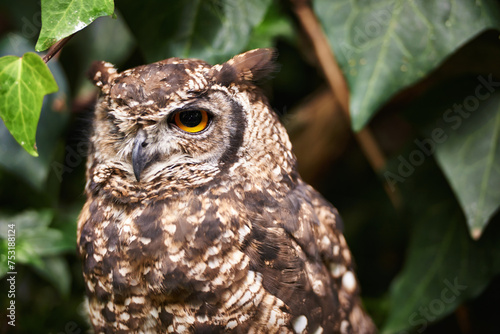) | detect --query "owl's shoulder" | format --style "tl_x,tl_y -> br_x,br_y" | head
235,177 -> 356,329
